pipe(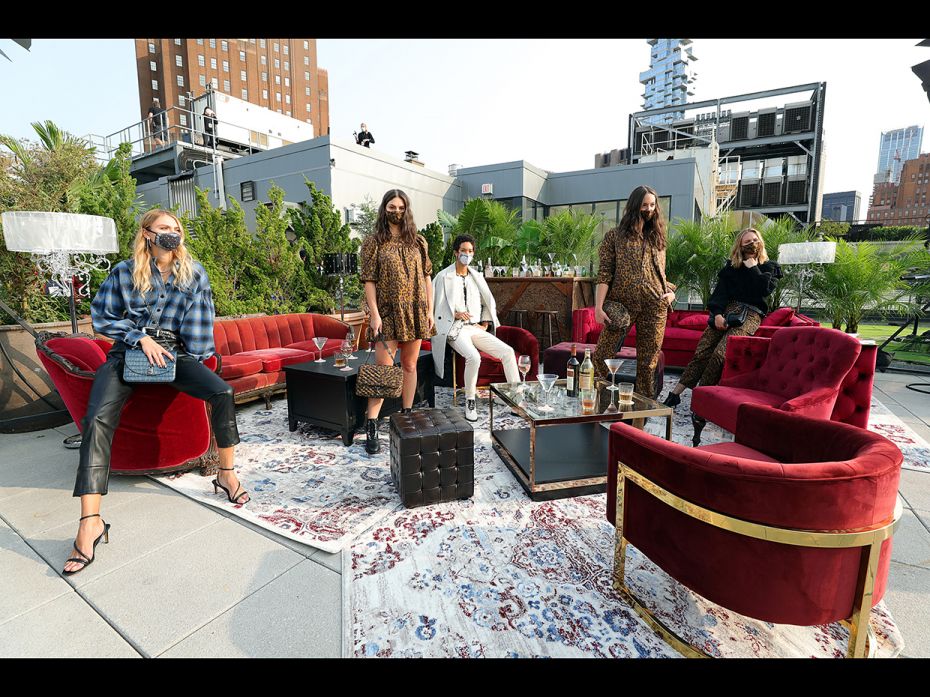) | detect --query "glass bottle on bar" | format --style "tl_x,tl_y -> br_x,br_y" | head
566,343 -> 580,398
579,347 -> 594,391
